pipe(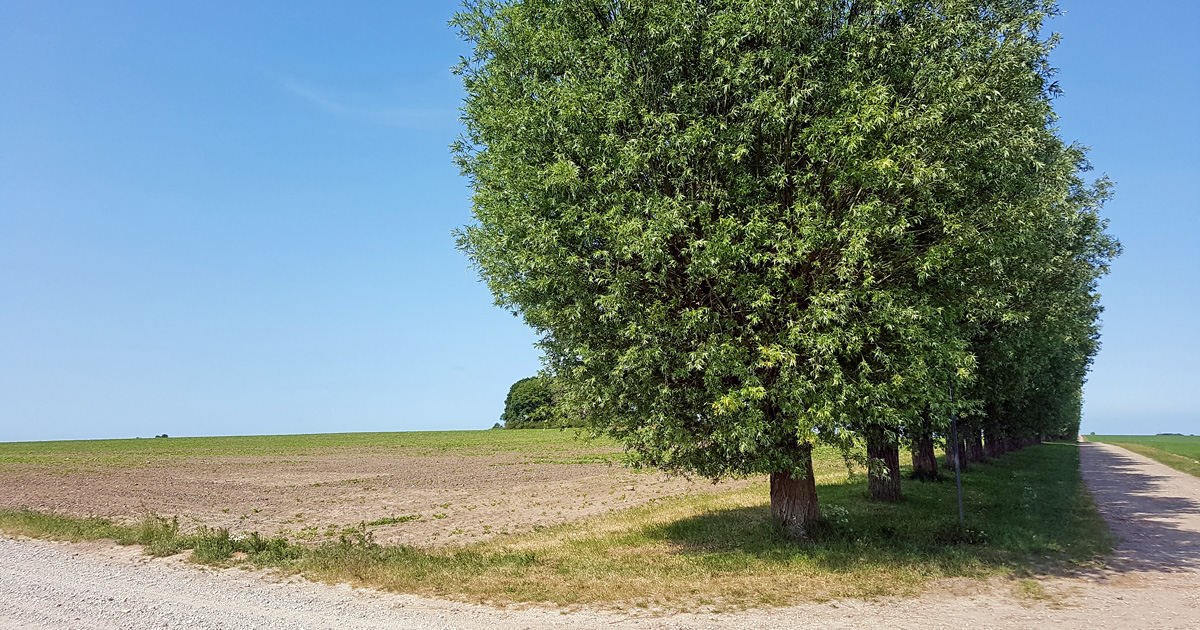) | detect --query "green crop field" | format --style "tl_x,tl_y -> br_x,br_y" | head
0,429 -> 622,468
1087,434 -> 1200,478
